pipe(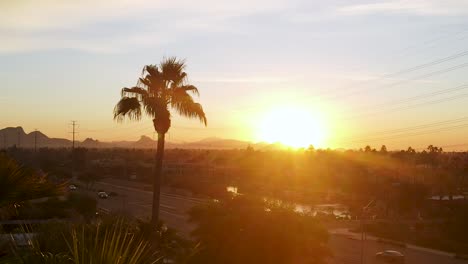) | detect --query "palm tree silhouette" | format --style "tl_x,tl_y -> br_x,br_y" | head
114,57 -> 207,226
